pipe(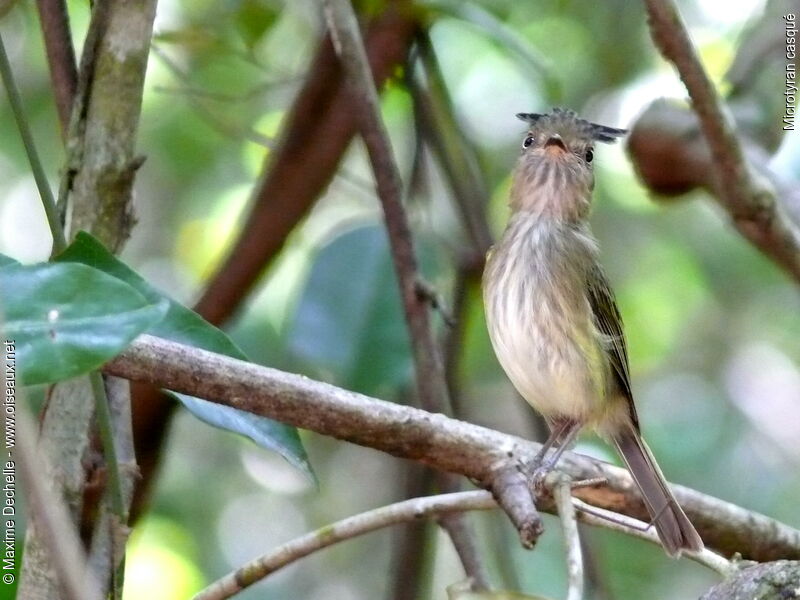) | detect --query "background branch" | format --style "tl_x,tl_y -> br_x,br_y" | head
35,0 -> 77,138
105,334 -> 800,562
128,0 -> 419,520
322,0 -> 494,587
642,0 -> 800,283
